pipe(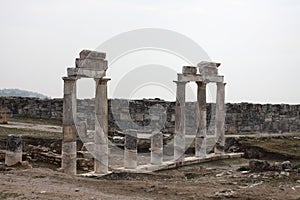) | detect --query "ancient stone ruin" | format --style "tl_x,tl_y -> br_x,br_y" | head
59,50 -> 242,175
62,50 -> 110,175
175,62 -> 226,162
